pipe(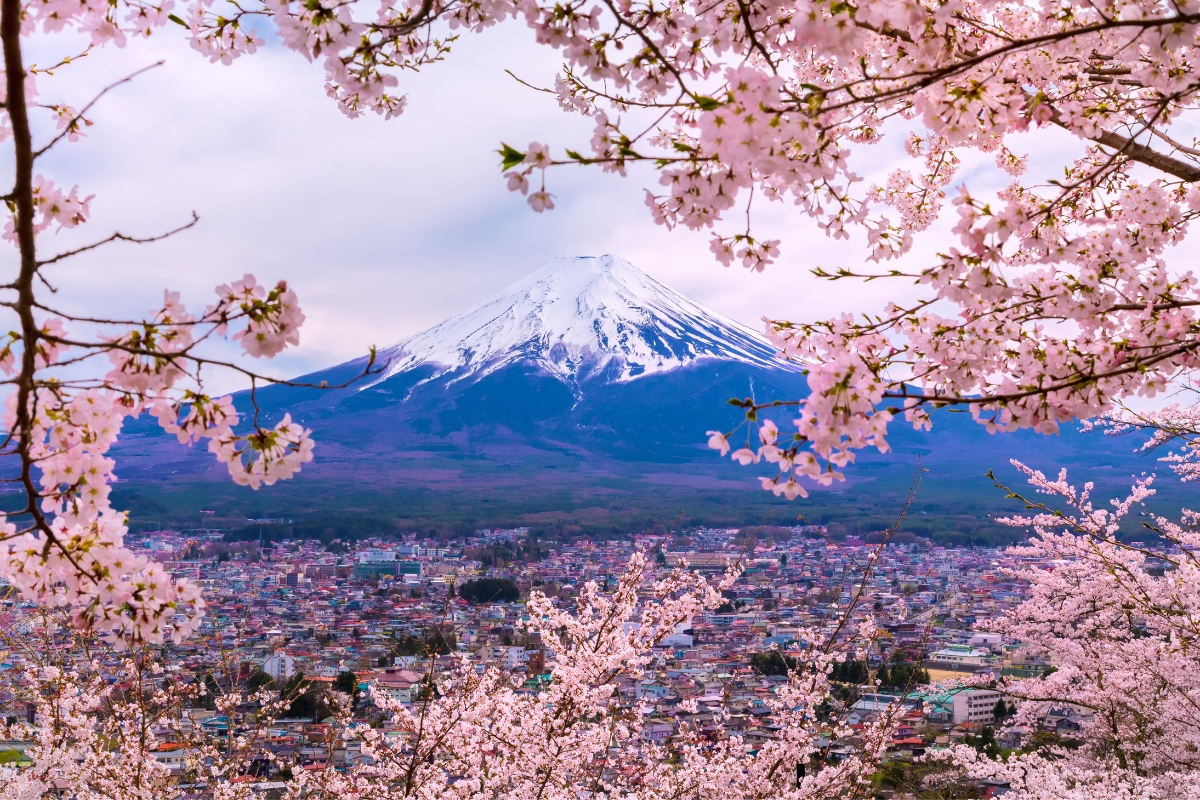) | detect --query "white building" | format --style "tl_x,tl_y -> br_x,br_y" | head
152,746 -> 194,775
663,619 -> 694,648
371,668 -> 419,702
263,653 -> 296,682
969,632 -> 1003,649
932,644 -> 992,666
504,647 -> 527,669
853,693 -> 917,711
952,689 -> 1008,725
846,693 -> 920,725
